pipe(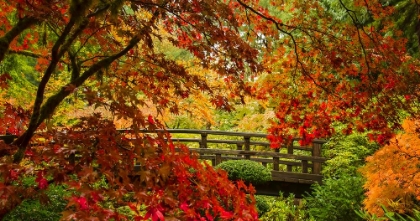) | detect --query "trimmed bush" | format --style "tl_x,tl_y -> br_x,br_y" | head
216,160 -> 271,184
